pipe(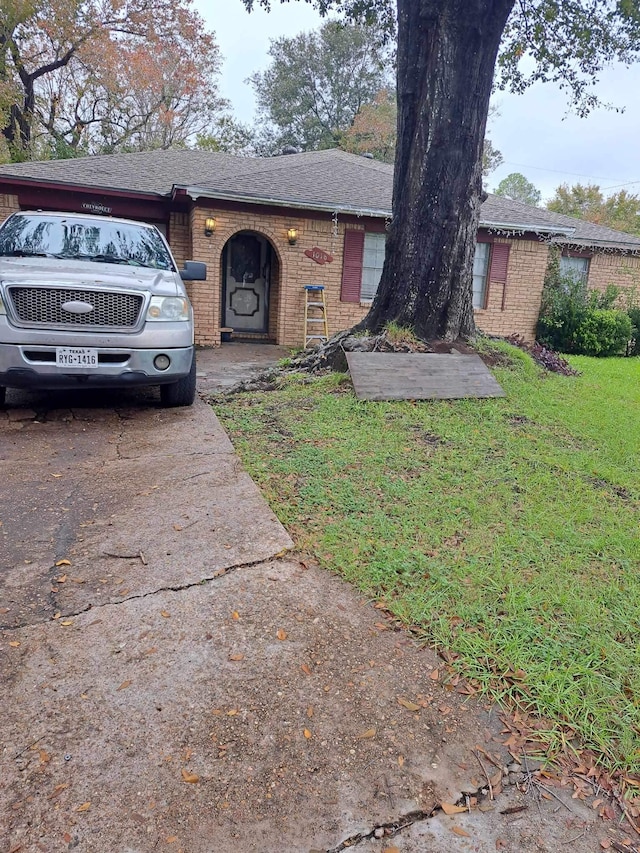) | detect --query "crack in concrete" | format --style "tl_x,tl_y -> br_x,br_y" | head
2,555 -> 282,631
326,789 -> 487,851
